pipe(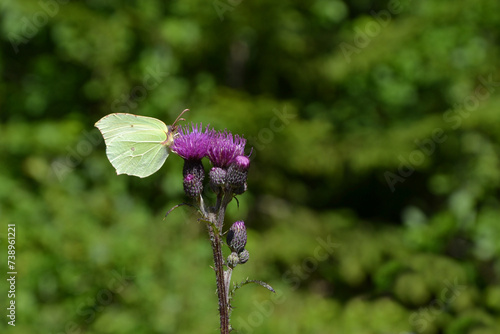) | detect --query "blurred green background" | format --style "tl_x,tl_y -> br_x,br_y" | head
2,0 -> 500,333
